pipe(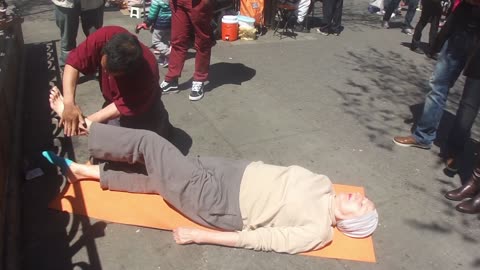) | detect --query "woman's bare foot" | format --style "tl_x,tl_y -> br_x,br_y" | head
49,86 -> 92,133
68,163 -> 100,183
42,151 -> 100,183
49,86 -> 65,116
